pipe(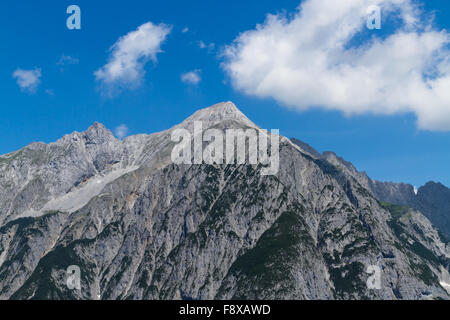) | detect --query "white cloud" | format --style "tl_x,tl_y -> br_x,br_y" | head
95,22 -> 171,95
57,55 -> 79,66
12,68 -> 42,93
181,70 -> 202,85
114,124 -> 129,139
198,40 -> 215,52
223,0 -> 450,131
182,27 -> 189,33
